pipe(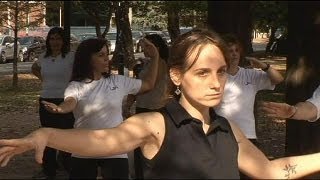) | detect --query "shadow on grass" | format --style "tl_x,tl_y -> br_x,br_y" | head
0,74 -> 41,113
